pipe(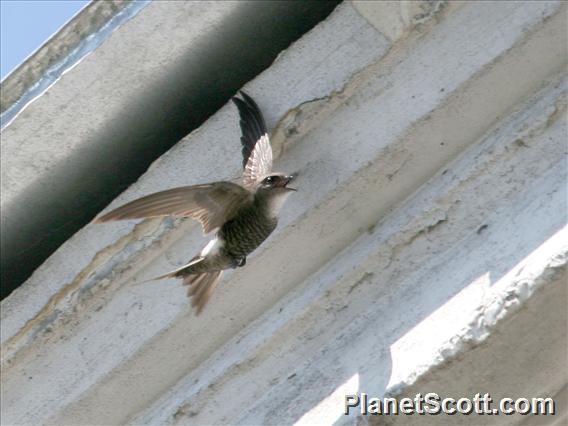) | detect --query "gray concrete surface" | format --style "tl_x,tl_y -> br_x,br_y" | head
1,1 -> 566,425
